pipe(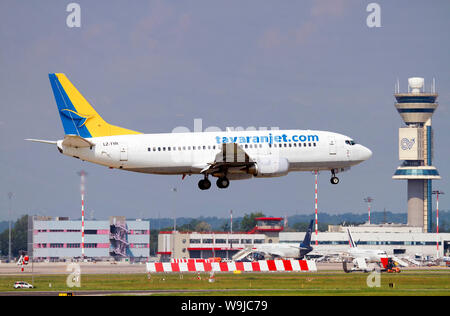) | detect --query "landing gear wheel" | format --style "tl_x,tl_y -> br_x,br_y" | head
330,176 -> 339,185
216,177 -> 230,189
198,178 -> 211,190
